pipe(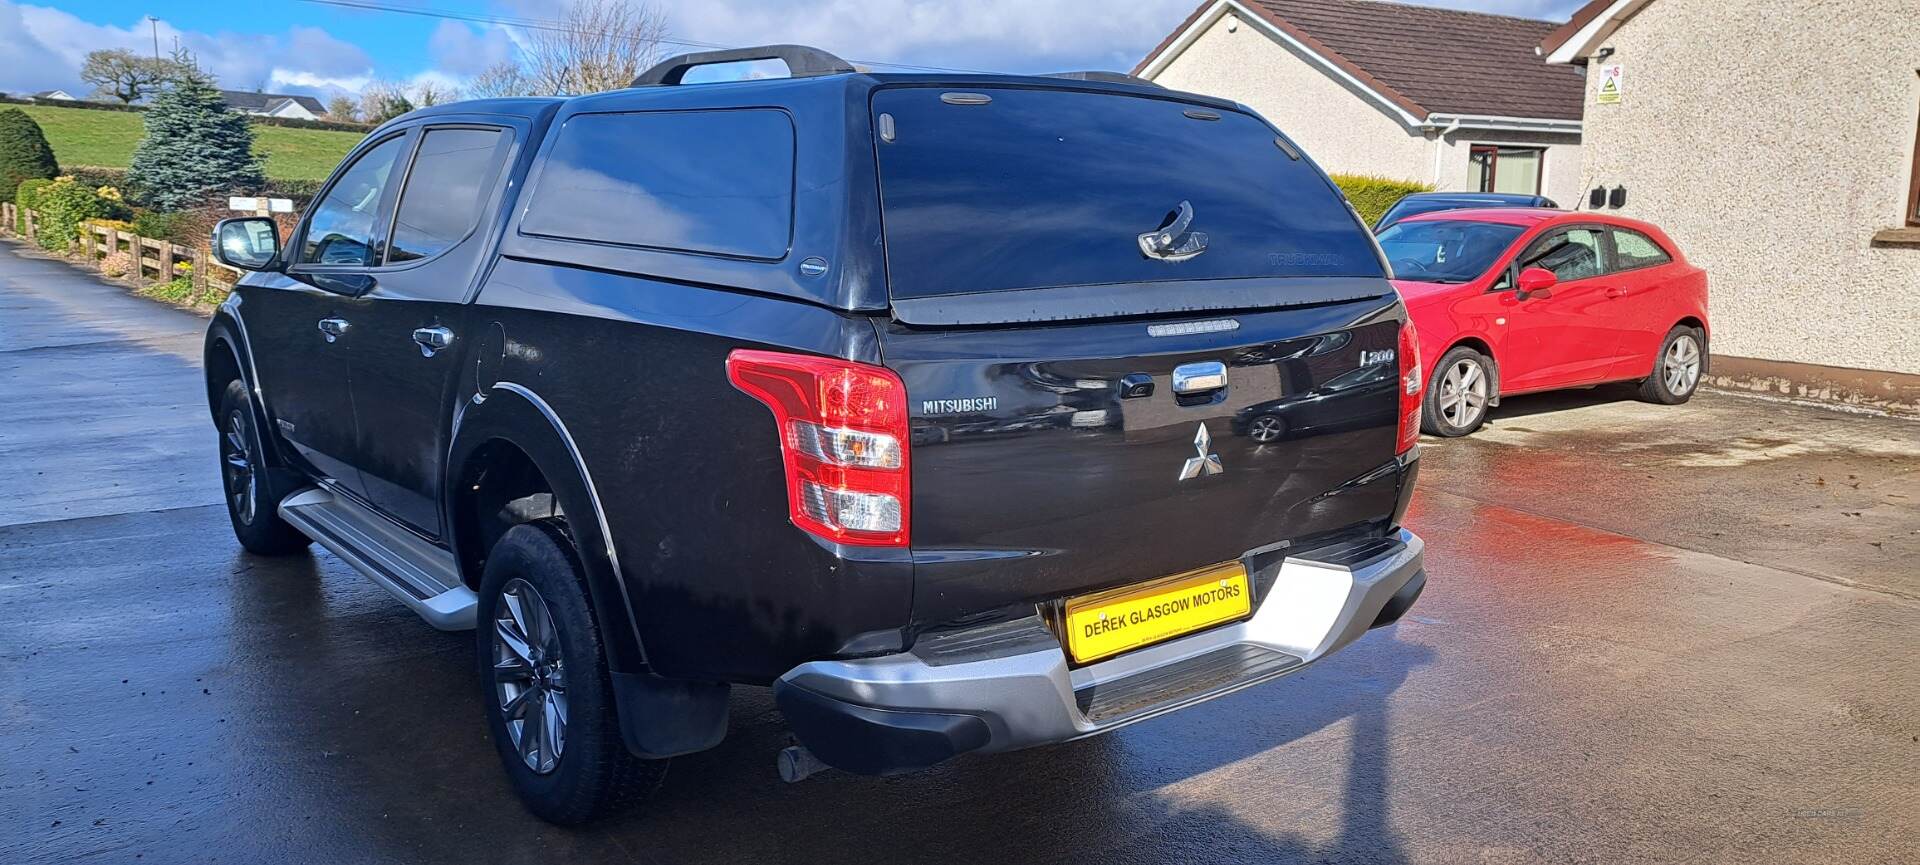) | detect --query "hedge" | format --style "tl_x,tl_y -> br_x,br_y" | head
1328,173 -> 1432,227
0,107 -> 59,203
